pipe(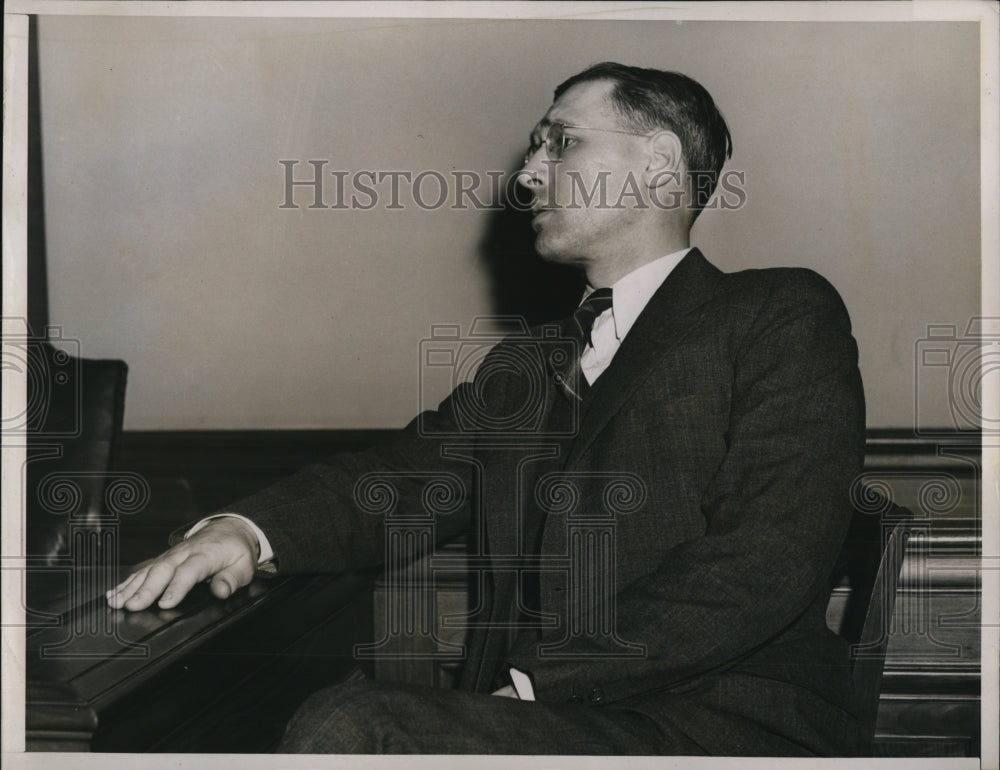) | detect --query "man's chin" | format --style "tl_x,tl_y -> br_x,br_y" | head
533,233 -> 570,263
535,245 -> 570,265
535,246 -> 585,272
